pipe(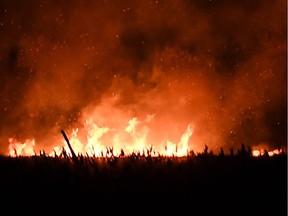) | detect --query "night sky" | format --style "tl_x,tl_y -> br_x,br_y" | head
0,0 -> 286,154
